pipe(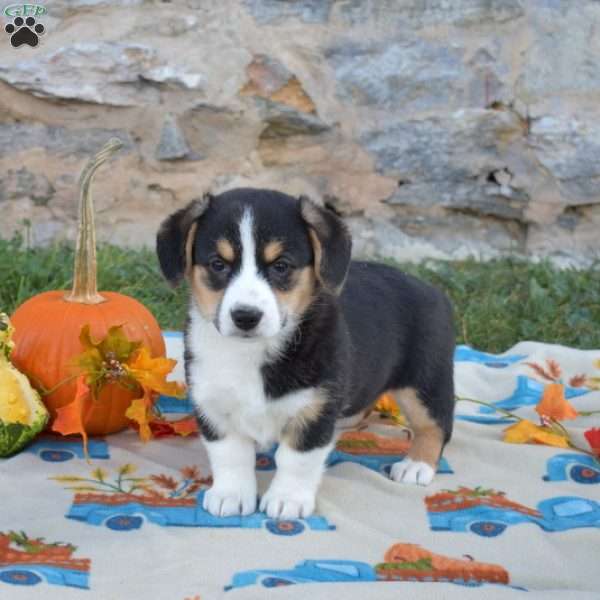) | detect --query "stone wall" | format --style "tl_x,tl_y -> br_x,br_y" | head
1,0 -> 599,265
